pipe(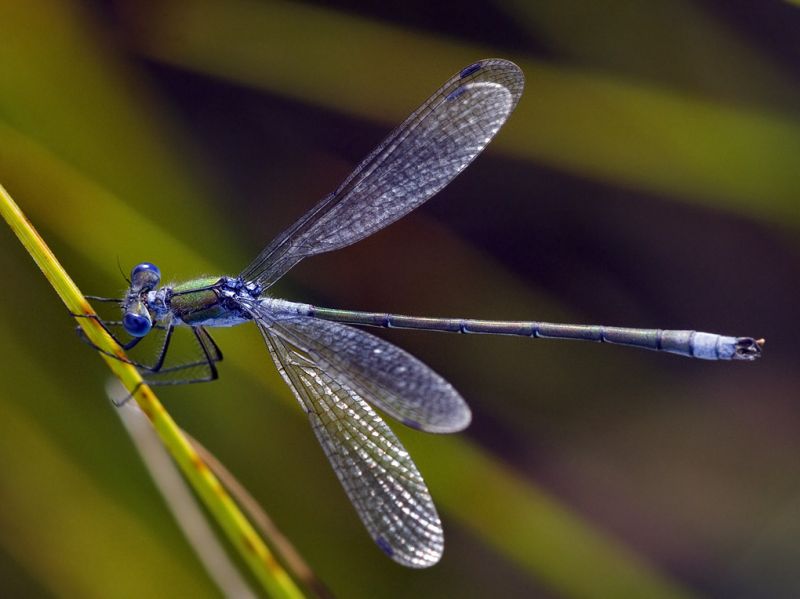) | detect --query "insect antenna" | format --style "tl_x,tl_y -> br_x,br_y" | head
116,255 -> 131,285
